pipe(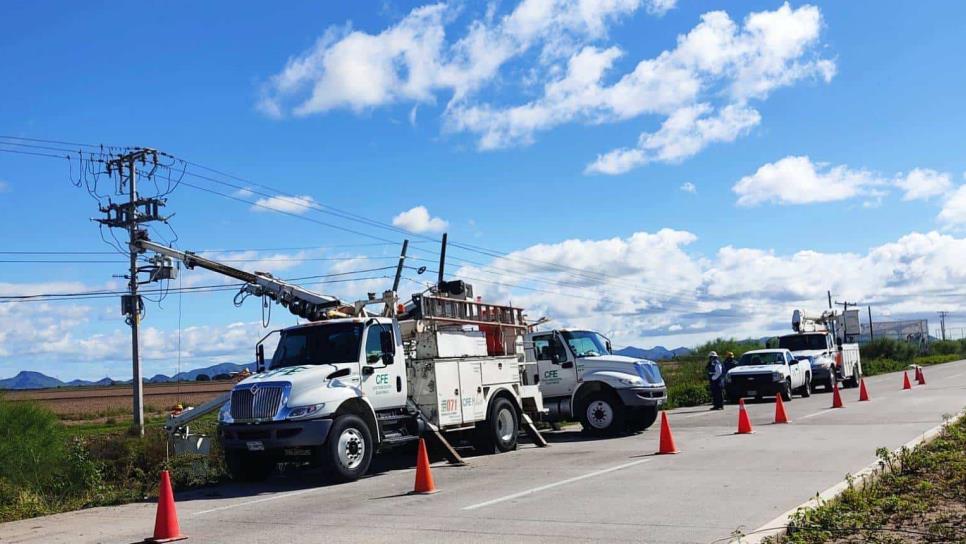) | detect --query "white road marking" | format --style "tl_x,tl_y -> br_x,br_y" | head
192,486 -> 330,516
798,408 -> 839,420
462,459 -> 652,511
